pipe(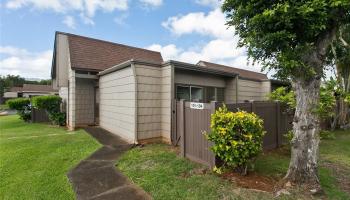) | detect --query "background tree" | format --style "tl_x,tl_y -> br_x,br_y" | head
329,24 -> 350,127
222,0 -> 350,191
0,75 -> 52,103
